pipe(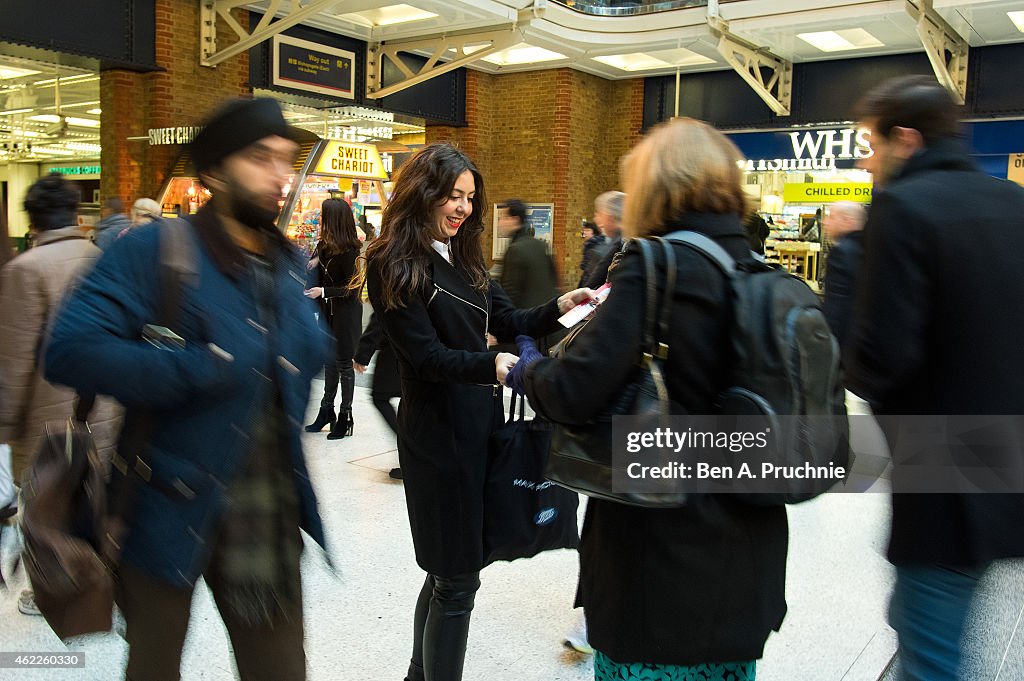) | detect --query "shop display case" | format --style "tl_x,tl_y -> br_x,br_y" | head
156,130 -> 390,255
